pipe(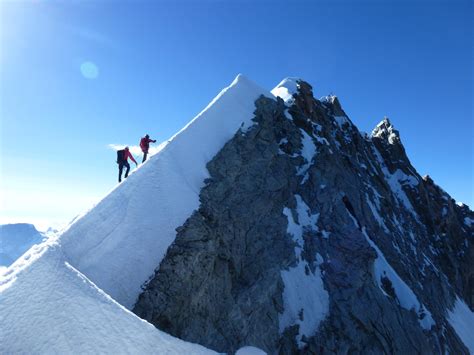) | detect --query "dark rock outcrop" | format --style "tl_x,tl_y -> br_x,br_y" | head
134,96 -> 299,352
134,79 -> 473,354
